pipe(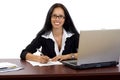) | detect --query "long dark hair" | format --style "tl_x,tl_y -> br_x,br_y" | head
37,3 -> 79,36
